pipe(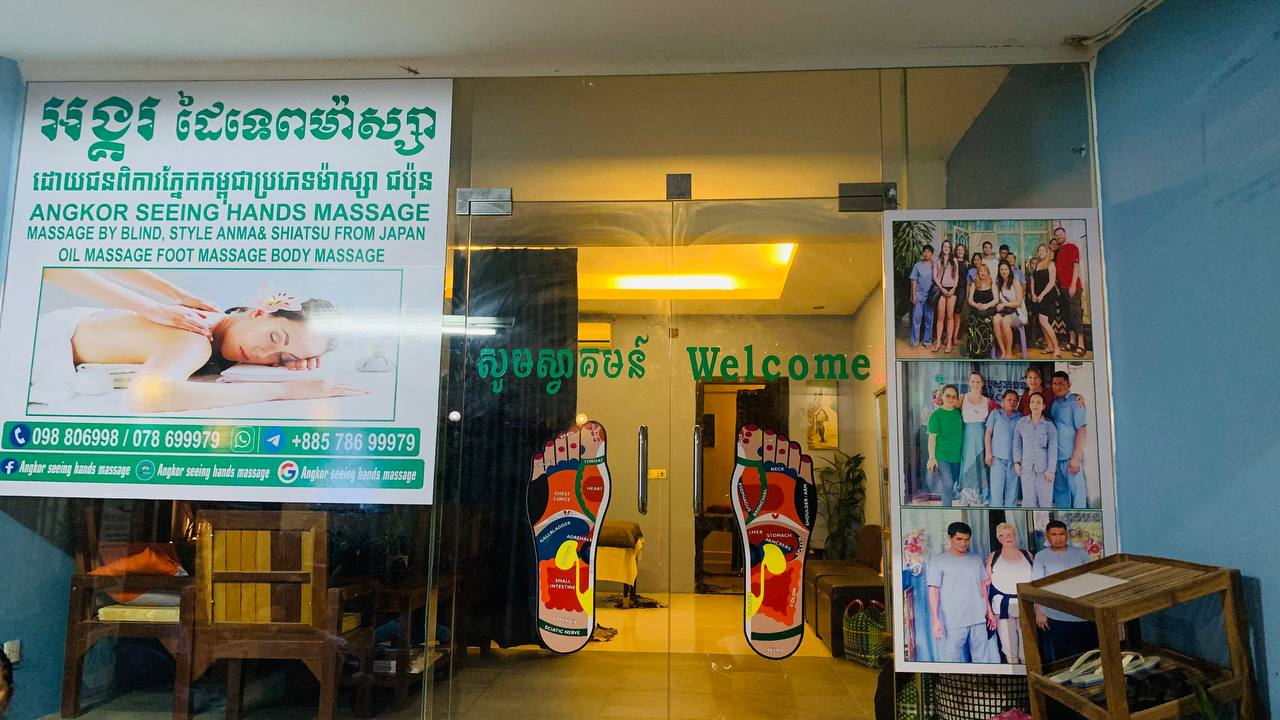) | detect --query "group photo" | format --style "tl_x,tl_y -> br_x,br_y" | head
892,218 -> 1094,361
899,361 -> 1102,509
899,508 -> 1104,665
